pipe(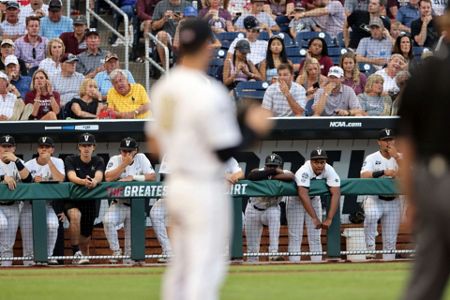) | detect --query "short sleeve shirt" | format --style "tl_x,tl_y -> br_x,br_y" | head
227,38 -> 268,65
51,71 -> 85,106
0,20 -> 26,36
361,151 -> 398,175
295,160 -> 340,188
65,155 -> 105,180
0,93 -> 18,119
94,70 -> 136,97
39,16 -> 73,40
24,90 -> 61,120
107,83 -> 150,118
313,84 -> 362,116
321,0 -> 345,38
106,153 -> 155,179
152,0 -> 191,37
76,49 -> 107,75
410,17 -> 439,47
262,82 -> 306,116
347,11 -> 391,49
356,37 -> 392,60
25,157 -> 65,181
